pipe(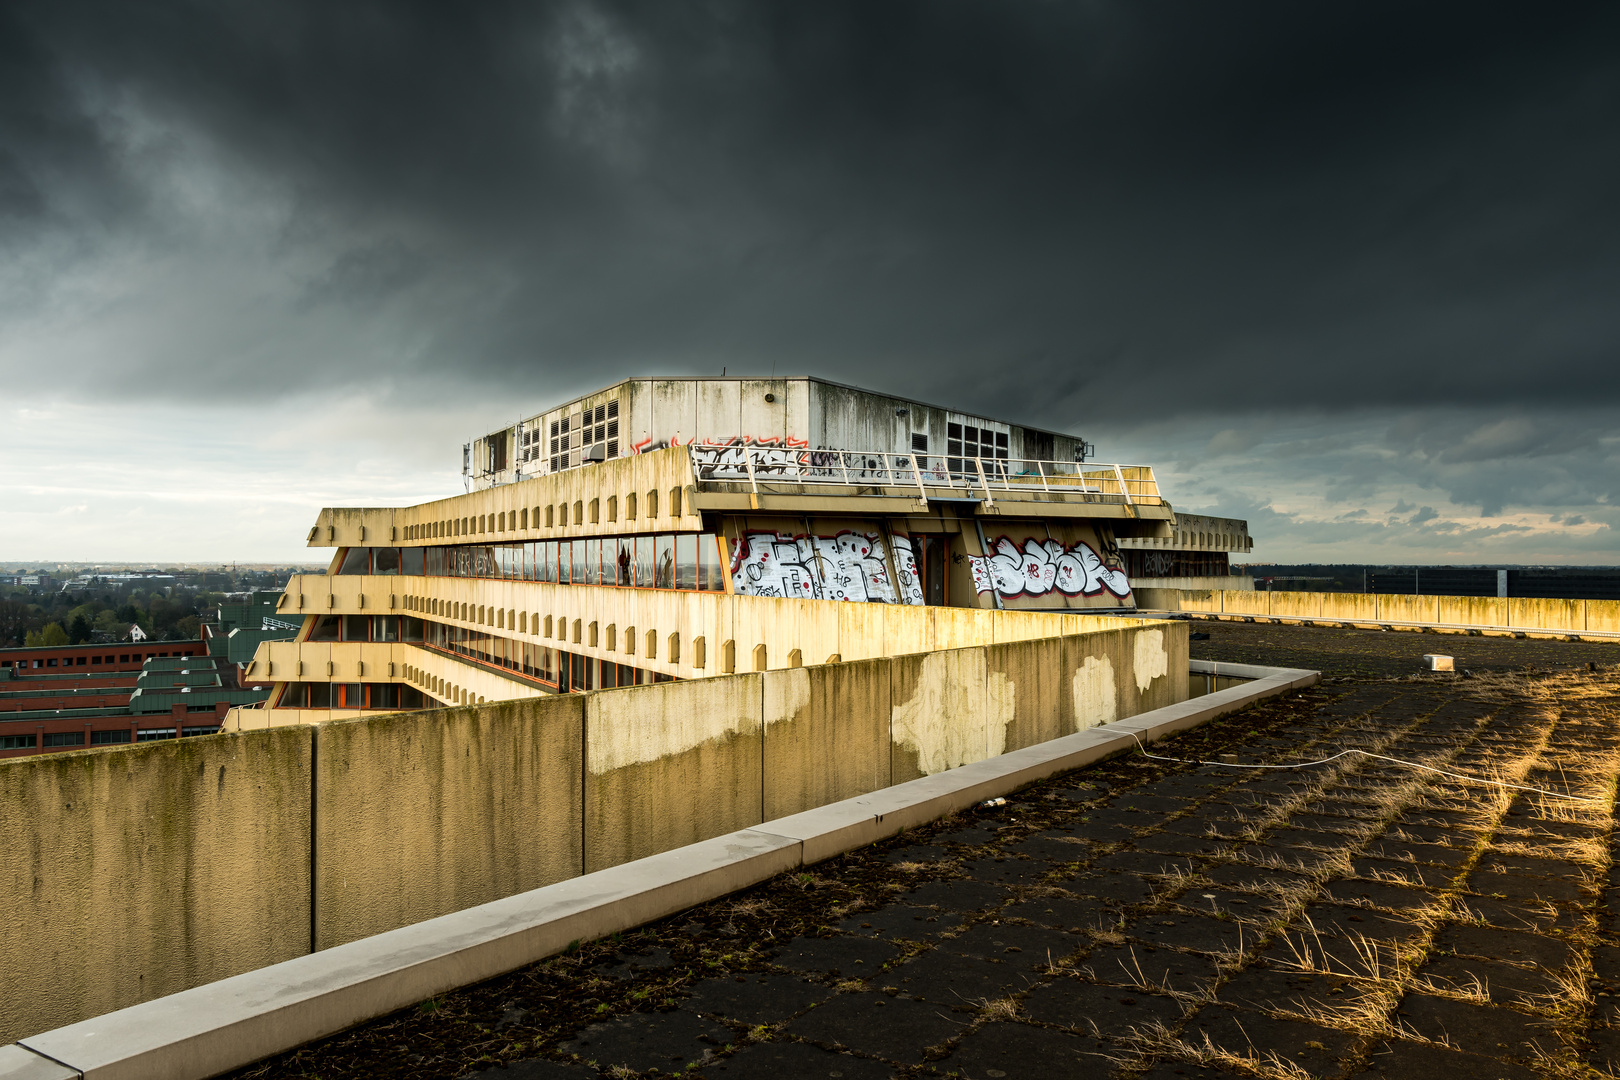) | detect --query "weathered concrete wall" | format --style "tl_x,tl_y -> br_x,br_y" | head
891,625 -> 1185,784
0,729 -> 312,1045
1,616 -> 1189,1041
1147,589 -> 1620,636
584,677 -> 765,872
762,661 -> 891,821
314,697 -> 584,950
